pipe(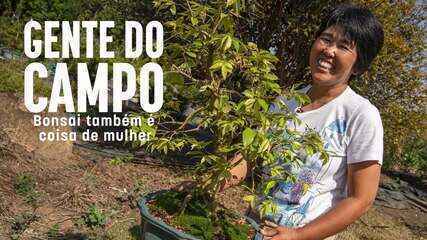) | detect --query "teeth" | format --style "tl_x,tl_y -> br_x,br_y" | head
317,59 -> 333,70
